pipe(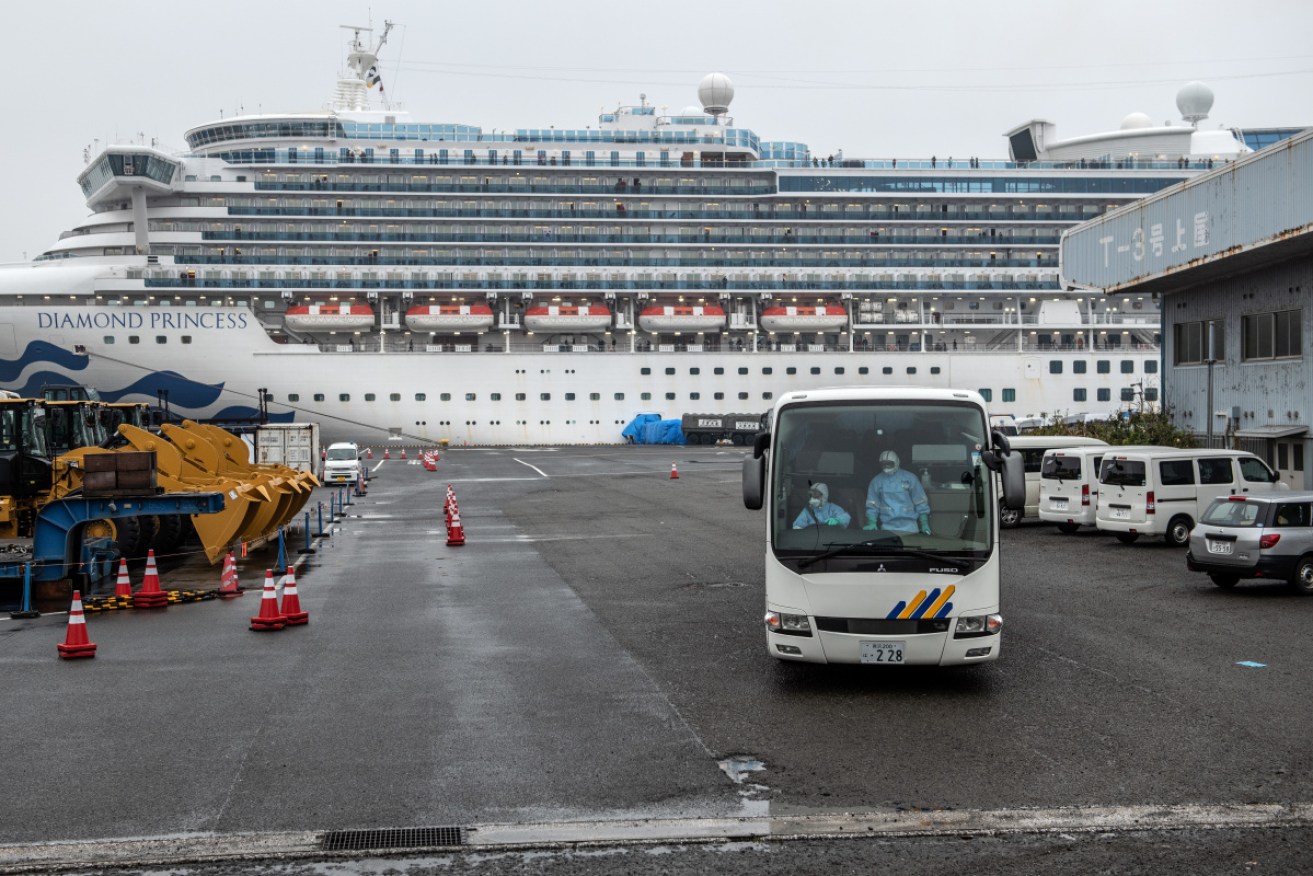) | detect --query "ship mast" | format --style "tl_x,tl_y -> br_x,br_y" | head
333,20 -> 394,112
